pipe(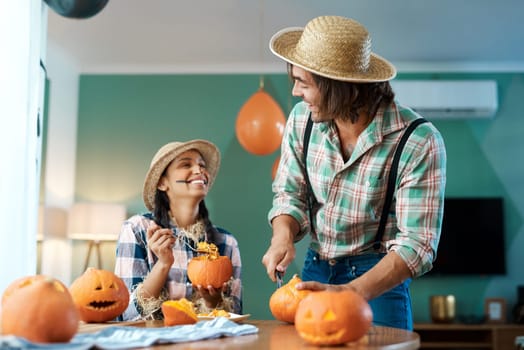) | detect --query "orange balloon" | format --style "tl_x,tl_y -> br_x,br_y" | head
272,156 -> 280,180
236,89 -> 286,155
